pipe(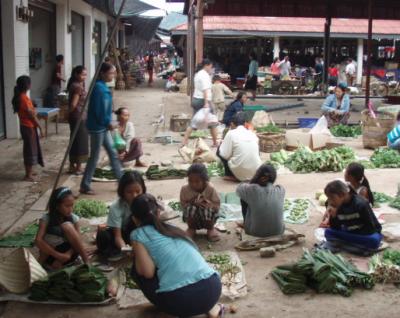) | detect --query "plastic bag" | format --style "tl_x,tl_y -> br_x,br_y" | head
113,131 -> 127,151
178,138 -> 216,163
310,116 -> 332,135
191,108 -> 218,130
